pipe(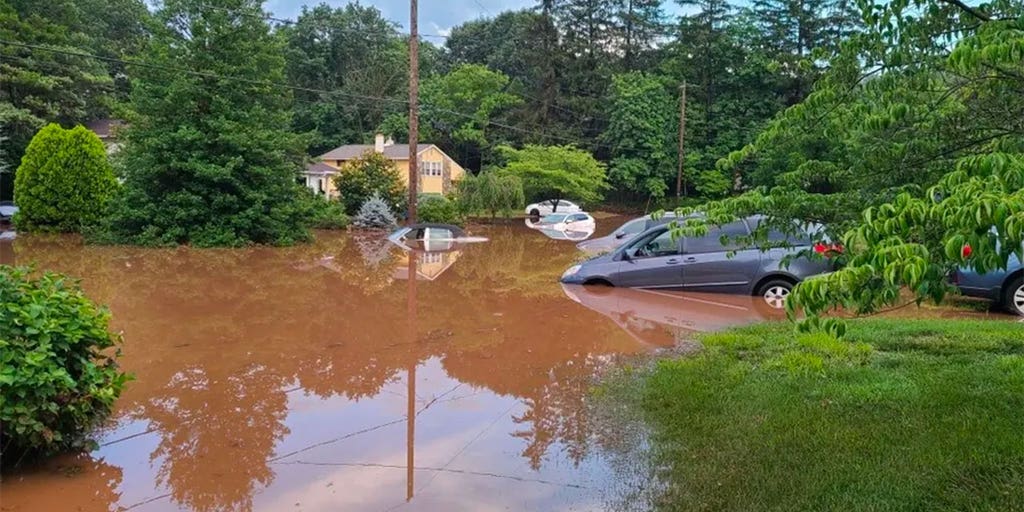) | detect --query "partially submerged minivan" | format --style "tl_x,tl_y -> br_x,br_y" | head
560,215 -> 835,309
